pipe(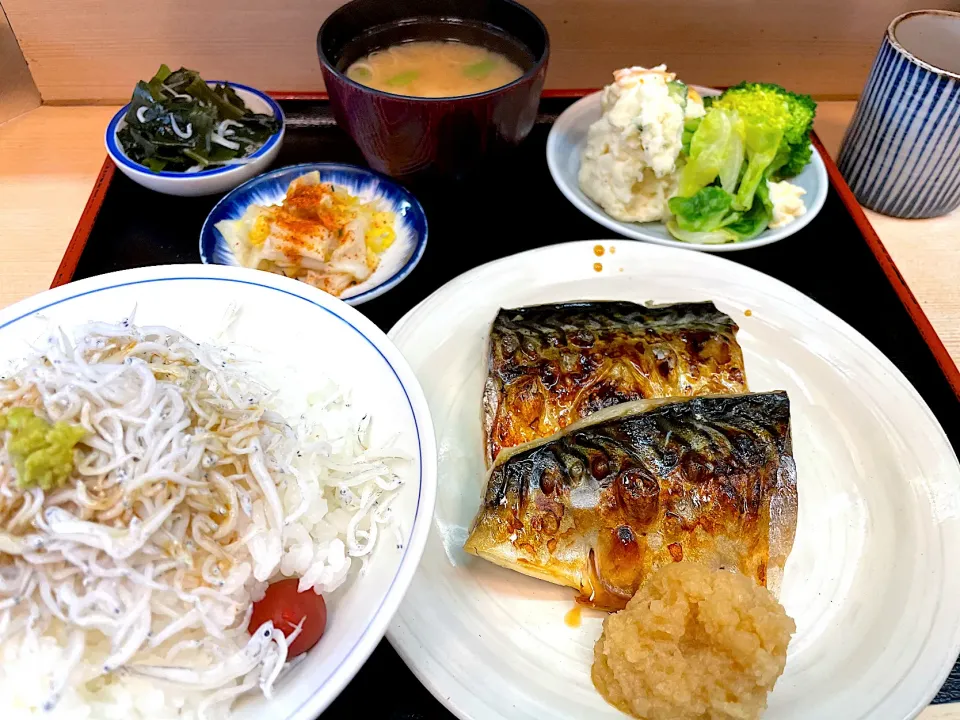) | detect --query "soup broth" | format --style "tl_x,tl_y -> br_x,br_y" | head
346,41 -> 524,97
